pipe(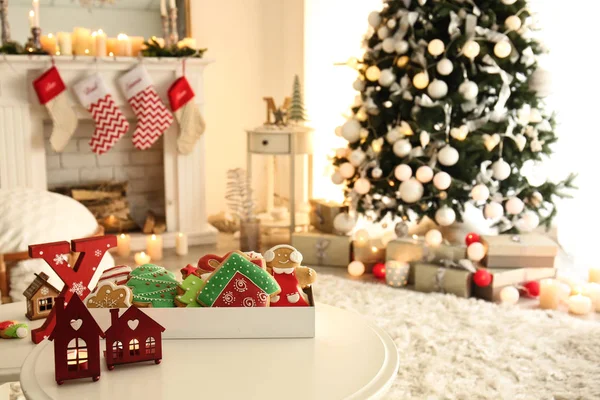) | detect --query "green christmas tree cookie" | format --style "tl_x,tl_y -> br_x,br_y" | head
127,264 -> 179,308
175,274 -> 204,308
